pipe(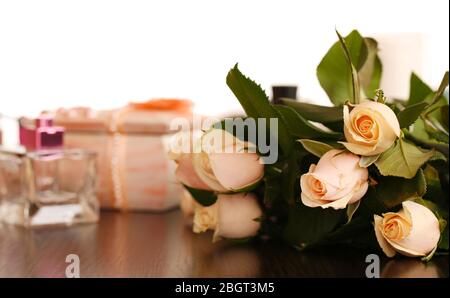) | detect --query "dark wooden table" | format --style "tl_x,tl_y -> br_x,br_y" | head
0,210 -> 448,278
